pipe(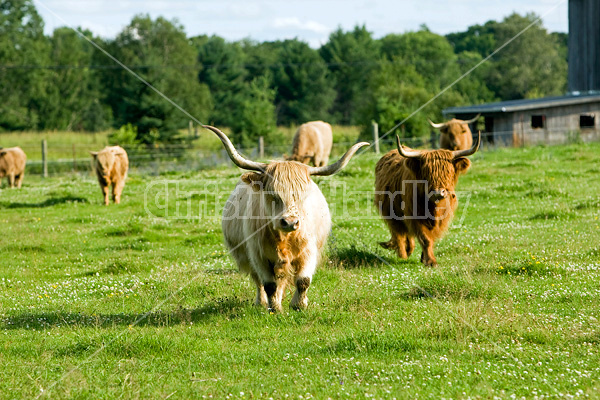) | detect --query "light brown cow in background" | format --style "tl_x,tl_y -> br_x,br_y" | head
0,147 -> 27,188
287,121 -> 333,167
204,125 -> 368,312
90,146 -> 129,205
429,114 -> 480,151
